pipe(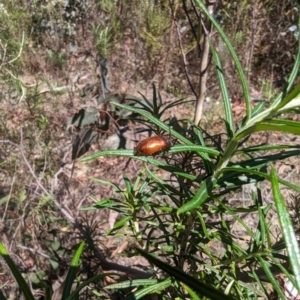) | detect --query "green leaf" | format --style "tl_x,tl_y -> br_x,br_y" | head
257,197 -> 272,248
236,119 -> 300,139
257,256 -> 286,299
236,144 -> 300,154
178,176 -> 217,215
181,282 -> 201,300
168,144 -> 219,156
124,278 -> 172,300
251,101 -> 266,117
0,243 -> 35,300
194,0 -> 251,122
106,215 -> 133,235
271,168 -> 300,291
65,273 -> 118,300
275,82 -> 300,112
82,149 -> 199,182
91,199 -> 117,209
228,149 -> 300,174
61,242 -> 85,299
218,166 -> 300,193
80,149 -> 133,161
209,41 -> 233,133
105,279 -> 159,289
91,178 -> 121,190
136,248 -> 237,300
